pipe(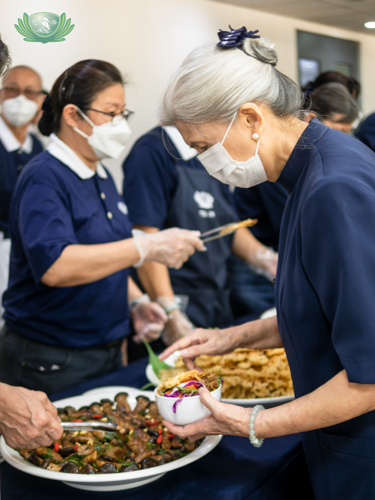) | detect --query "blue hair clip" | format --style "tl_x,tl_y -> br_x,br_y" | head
217,26 -> 260,48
